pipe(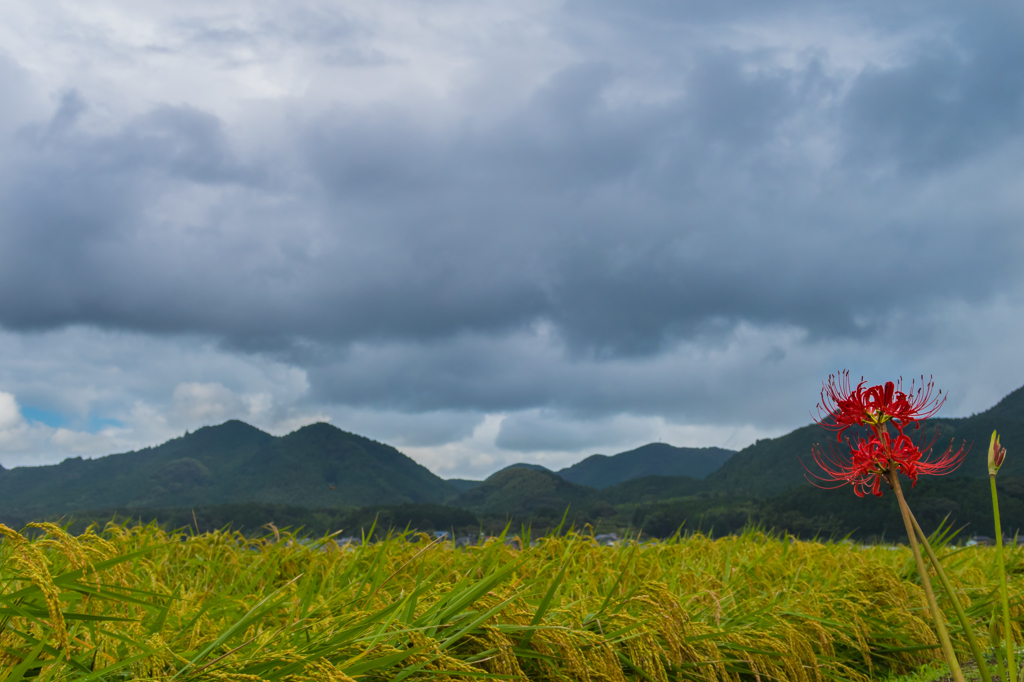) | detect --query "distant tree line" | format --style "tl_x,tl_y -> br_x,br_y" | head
5,502 -> 479,538
630,476 -> 1024,542
6,475 -> 1020,544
